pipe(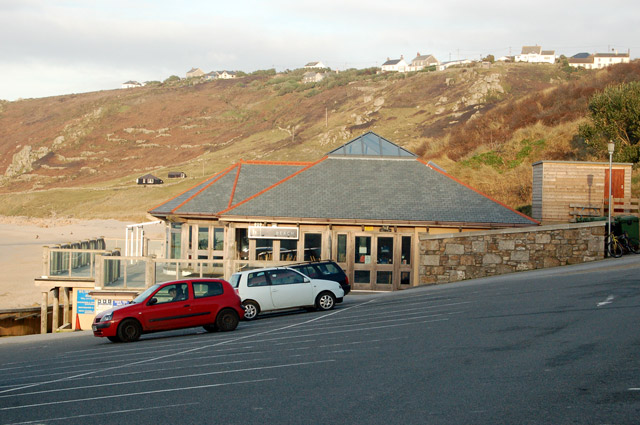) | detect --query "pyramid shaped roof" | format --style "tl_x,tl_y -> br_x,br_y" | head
150,132 -> 537,227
